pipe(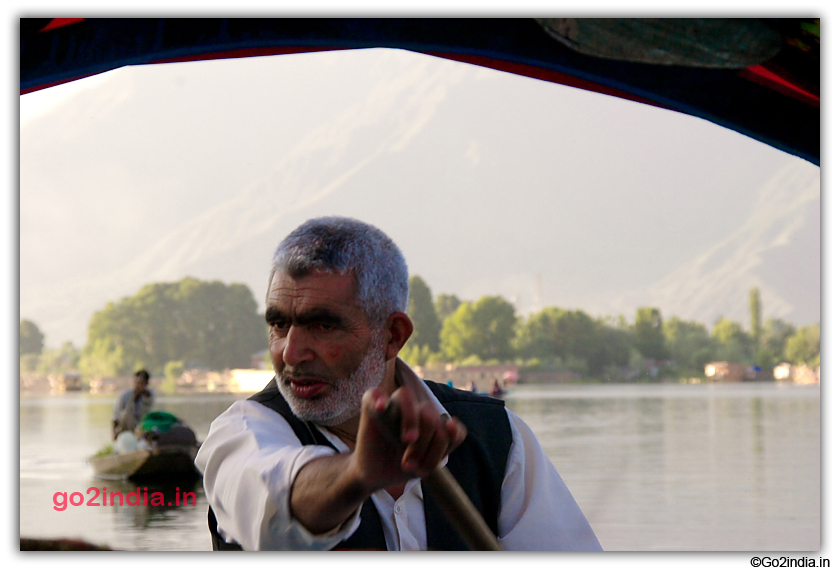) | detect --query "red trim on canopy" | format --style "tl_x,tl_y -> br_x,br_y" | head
40,18 -> 85,32
19,72 -> 106,95
149,46 -> 350,65
739,64 -> 819,107
19,46 -> 351,95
